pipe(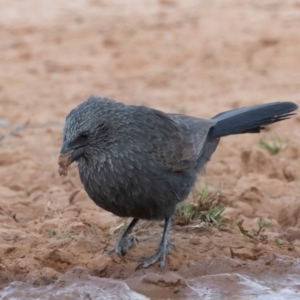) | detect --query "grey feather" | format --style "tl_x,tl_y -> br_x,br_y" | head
61,96 -> 298,221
